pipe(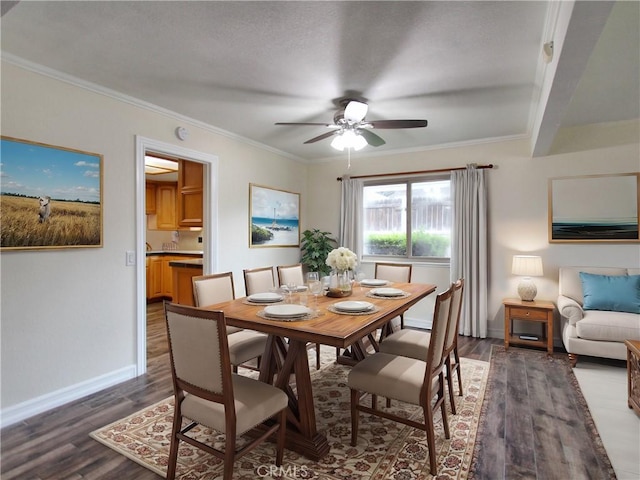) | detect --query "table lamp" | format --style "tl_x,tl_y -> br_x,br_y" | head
512,255 -> 543,301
